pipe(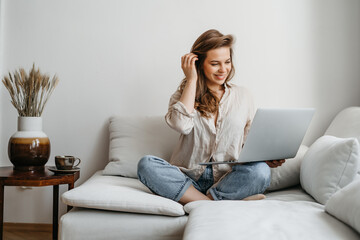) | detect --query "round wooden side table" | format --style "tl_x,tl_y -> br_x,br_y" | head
0,166 -> 80,240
